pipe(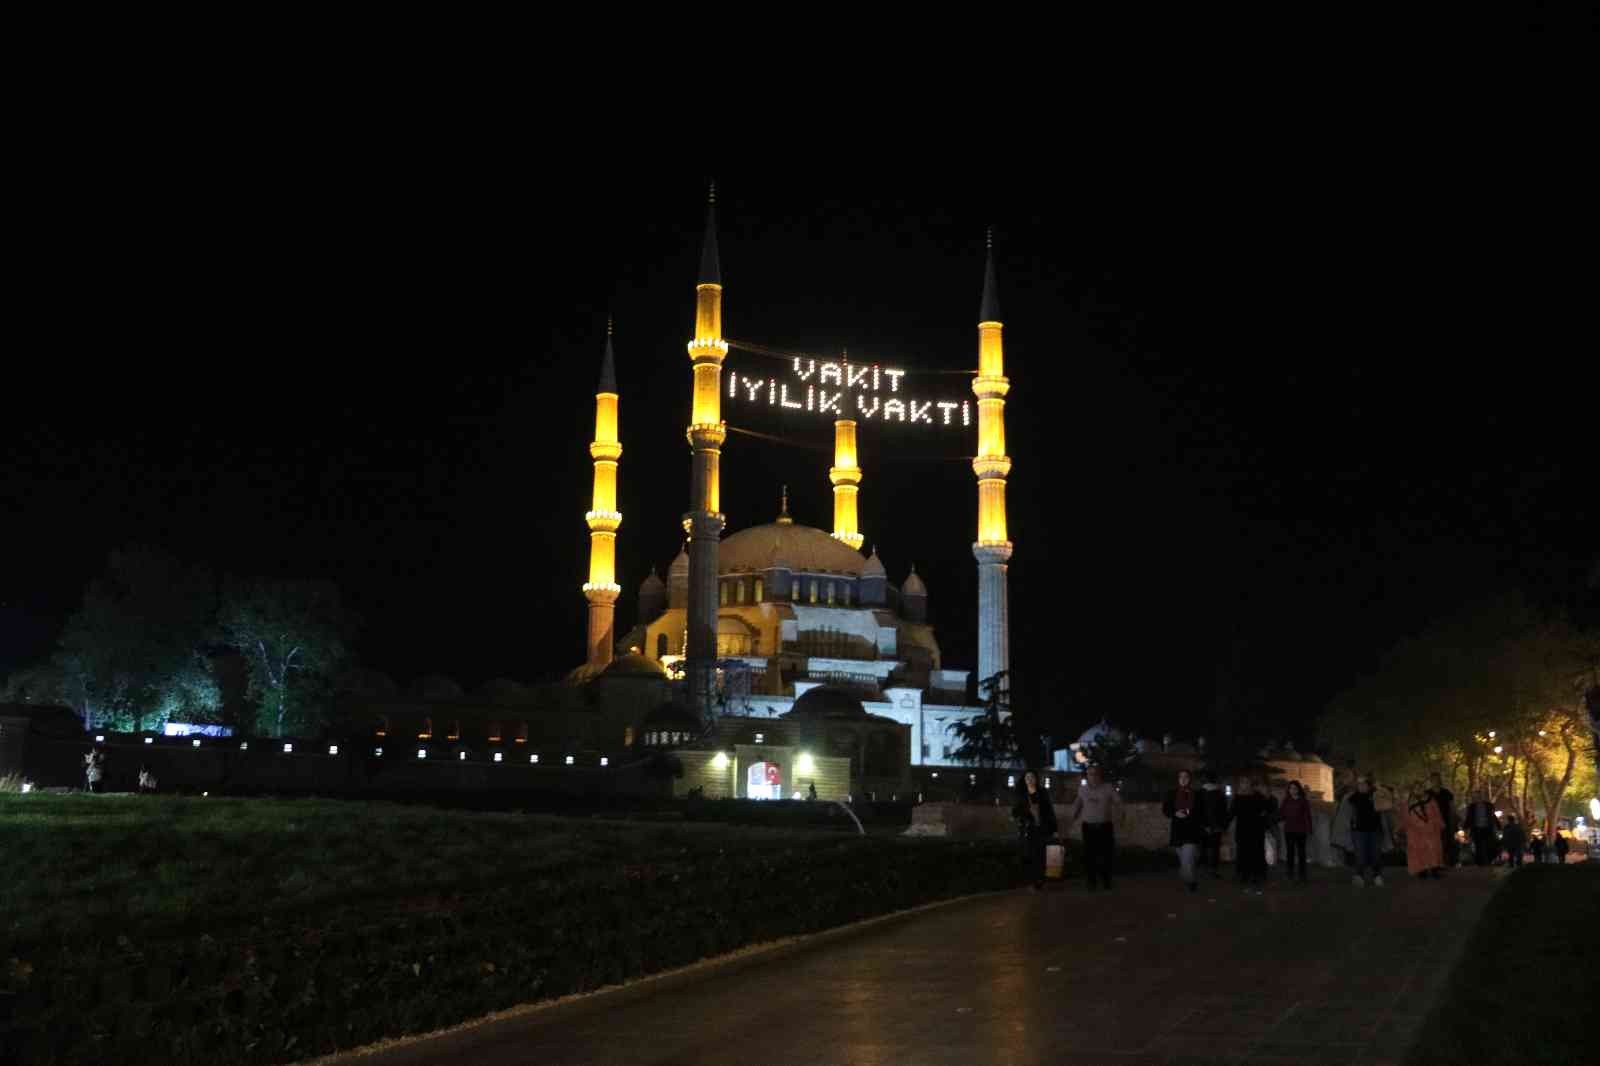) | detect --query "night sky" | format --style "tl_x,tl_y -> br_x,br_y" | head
6,159 -> 1594,748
